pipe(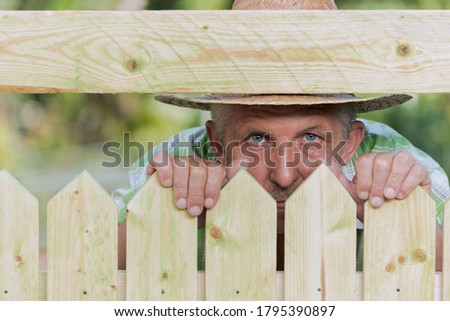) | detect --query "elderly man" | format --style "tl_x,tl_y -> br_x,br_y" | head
114,0 -> 450,271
